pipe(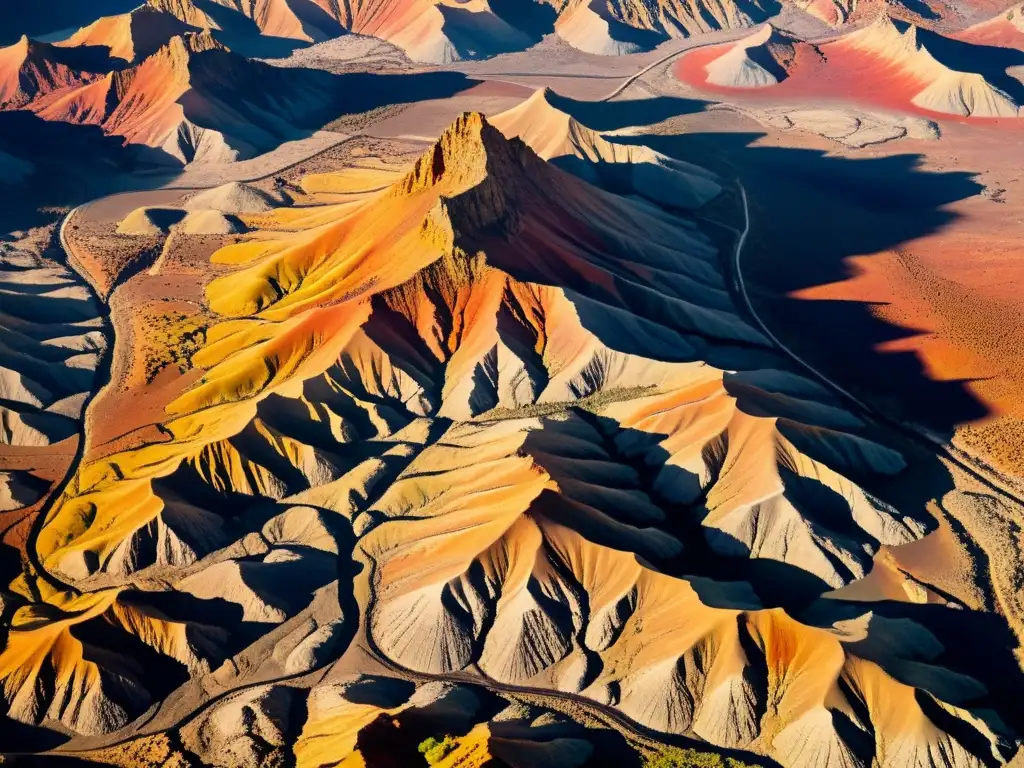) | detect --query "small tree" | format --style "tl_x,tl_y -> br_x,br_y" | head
418,735 -> 458,765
